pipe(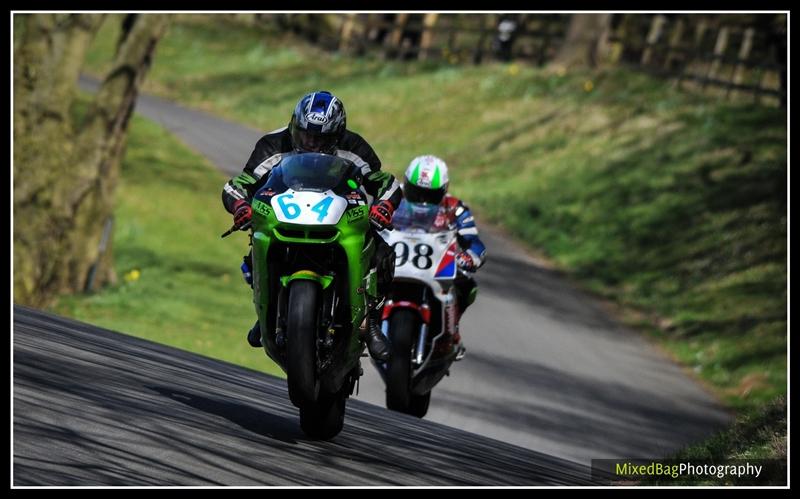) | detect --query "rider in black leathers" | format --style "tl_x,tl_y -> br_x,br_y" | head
221,91 -> 401,362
